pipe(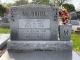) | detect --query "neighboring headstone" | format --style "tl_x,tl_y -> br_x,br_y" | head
0,17 -> 9,28
8,4 -> 72,60
70,20 -> 79,25
70,12 -> 79,25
